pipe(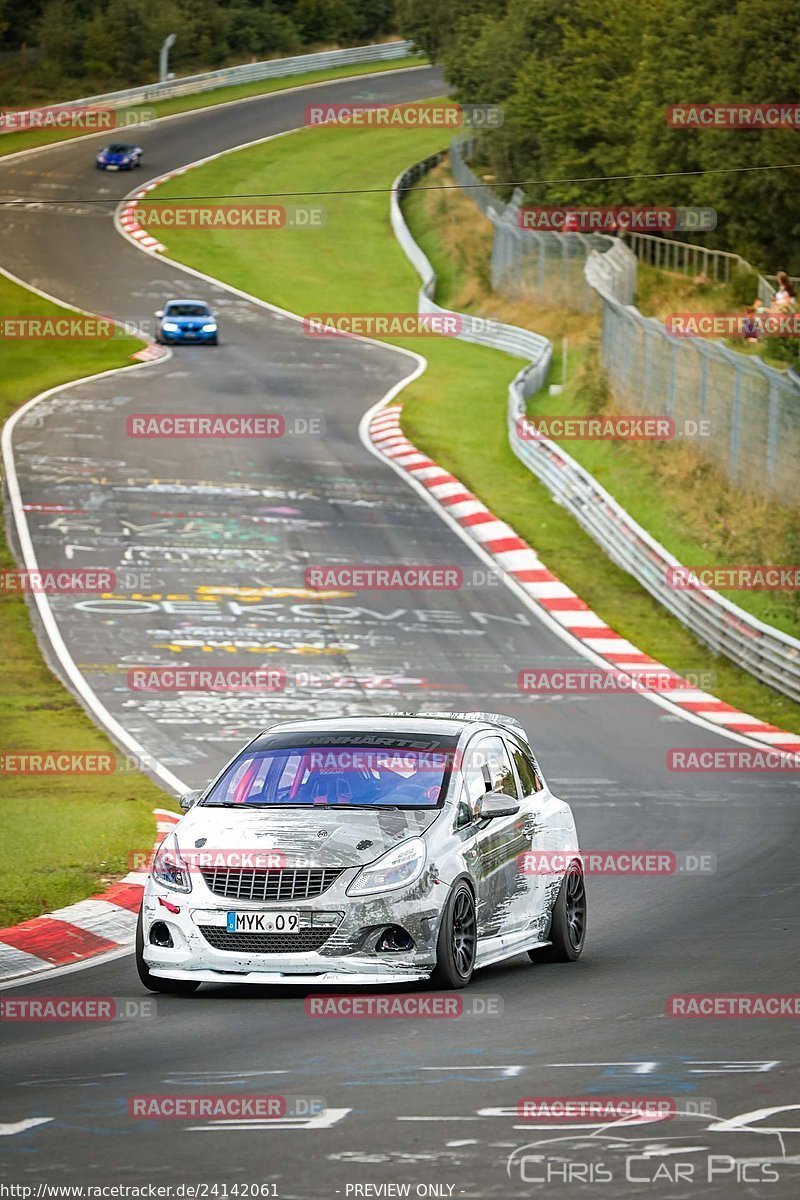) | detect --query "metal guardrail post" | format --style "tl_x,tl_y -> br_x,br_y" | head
729,370 -> 742,483
766,378 -> 781,489
667,339 -> 678,417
